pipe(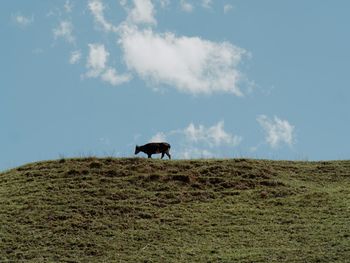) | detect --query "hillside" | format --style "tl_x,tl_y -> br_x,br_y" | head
0,158 -> 349,262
